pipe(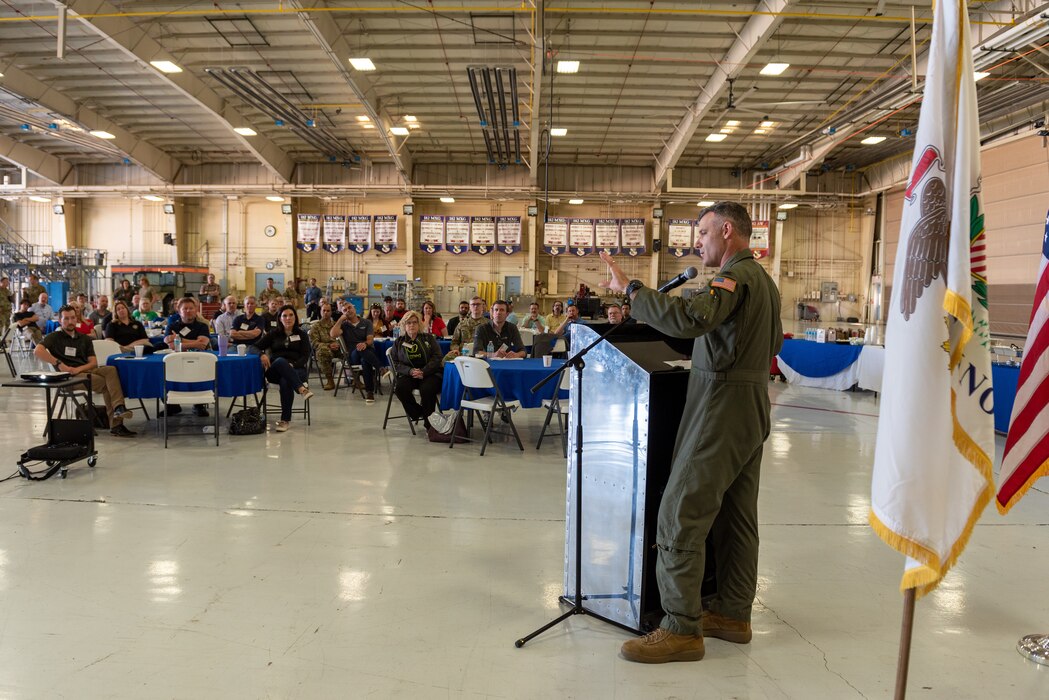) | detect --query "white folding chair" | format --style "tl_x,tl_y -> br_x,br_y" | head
449,356 -> 523,456
92,338 -> 150,419
162,353 -> 219,447
536,367 -> 571,457
552,338 -> 567,354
